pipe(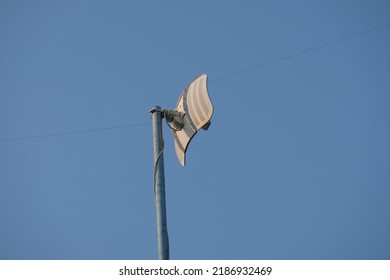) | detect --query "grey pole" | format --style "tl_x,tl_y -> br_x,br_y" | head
150,106 -> 169,260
